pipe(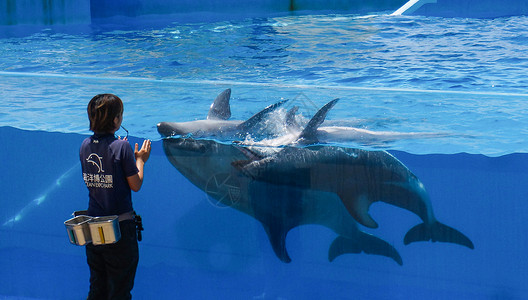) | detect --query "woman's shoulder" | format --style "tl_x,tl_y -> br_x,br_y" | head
110,138 -> 133,151
80,135 -> 94,147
